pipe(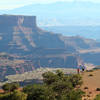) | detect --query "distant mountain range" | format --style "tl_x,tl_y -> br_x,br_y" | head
1,2 -> 100,26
